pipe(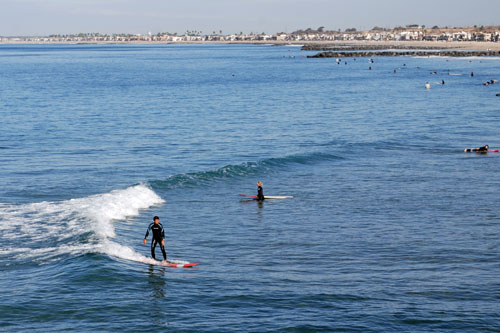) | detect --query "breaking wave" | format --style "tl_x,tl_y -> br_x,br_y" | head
0,184 -> 165,265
